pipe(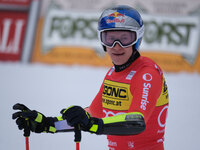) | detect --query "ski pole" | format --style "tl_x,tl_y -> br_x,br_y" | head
74,124 -> 81,150
25,137 -> 29,150
24,119 -> 30,150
